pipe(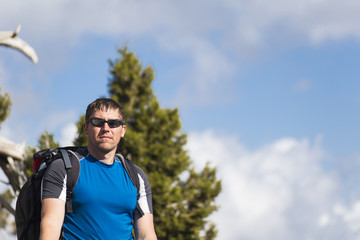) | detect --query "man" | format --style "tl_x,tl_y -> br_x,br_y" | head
40,98 -> 157,240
